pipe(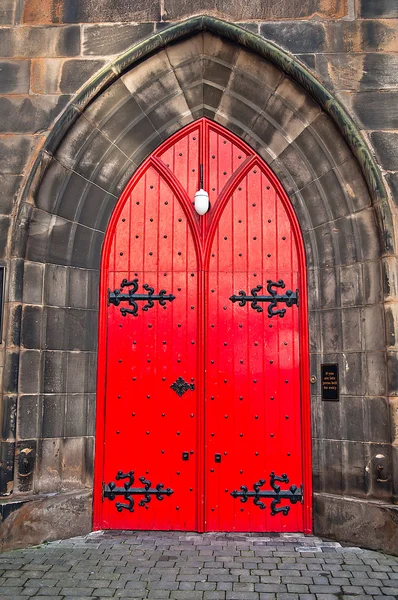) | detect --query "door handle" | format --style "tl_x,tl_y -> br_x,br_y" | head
215,454 -> 222,463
